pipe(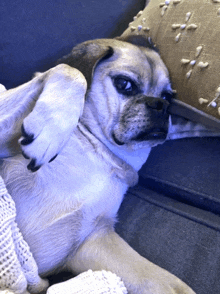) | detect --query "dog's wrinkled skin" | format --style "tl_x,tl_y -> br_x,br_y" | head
0,38 -> 196,294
